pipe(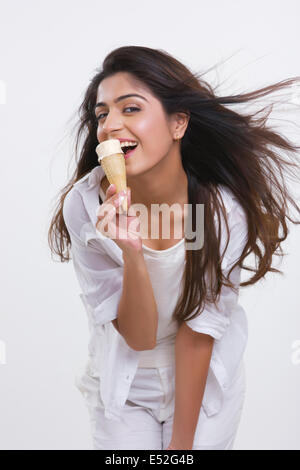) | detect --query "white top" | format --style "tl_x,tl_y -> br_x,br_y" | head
127,238 -> 185,369
63,165 -> 249,422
